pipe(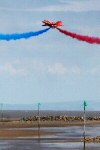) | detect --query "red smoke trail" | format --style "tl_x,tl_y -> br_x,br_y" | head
57,27 -> 100,44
